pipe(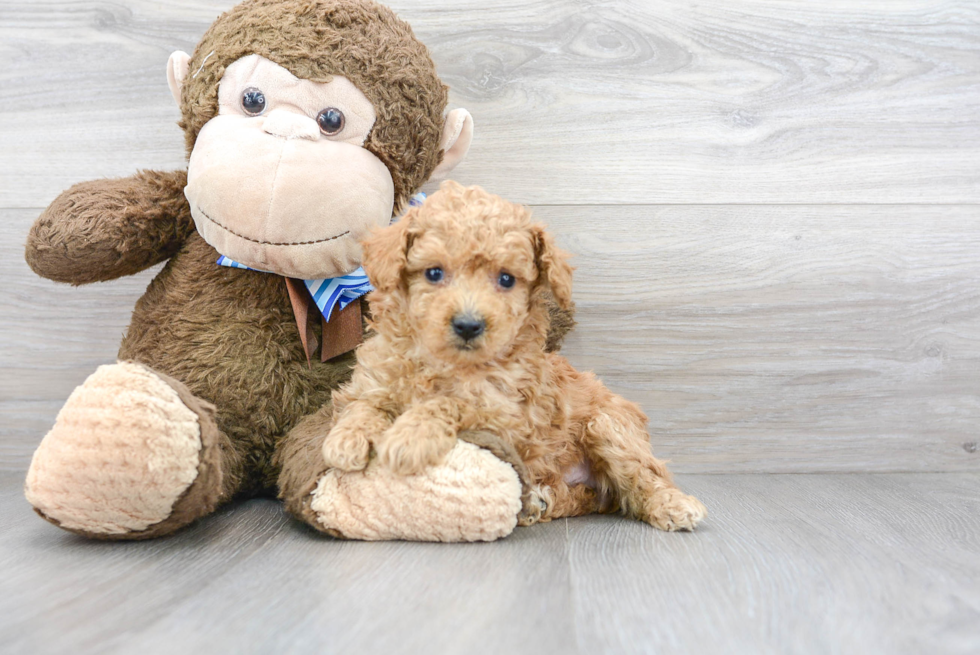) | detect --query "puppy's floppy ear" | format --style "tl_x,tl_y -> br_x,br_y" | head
362,214 -> 415,292
531,223 -> 574,310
